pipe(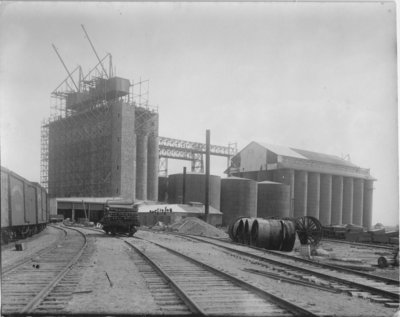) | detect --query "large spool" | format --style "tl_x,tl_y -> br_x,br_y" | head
229,217 -> 296,251
250,218 -> 295,251
244,218 -> 256,245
